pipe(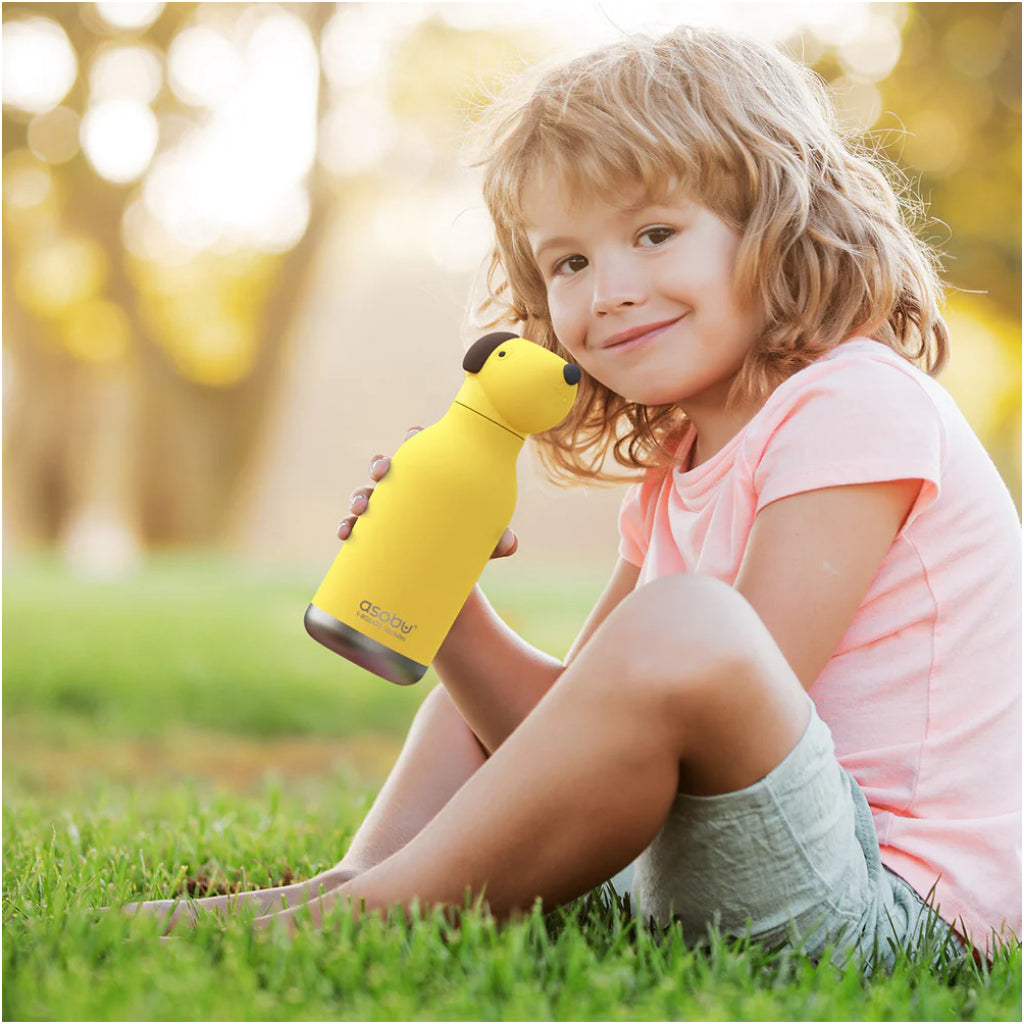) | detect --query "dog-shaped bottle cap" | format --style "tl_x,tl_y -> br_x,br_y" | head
457,332 -> 580,437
